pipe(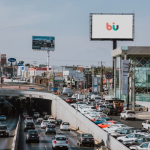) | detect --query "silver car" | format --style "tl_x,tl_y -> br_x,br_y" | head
52,135 -> 68,150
